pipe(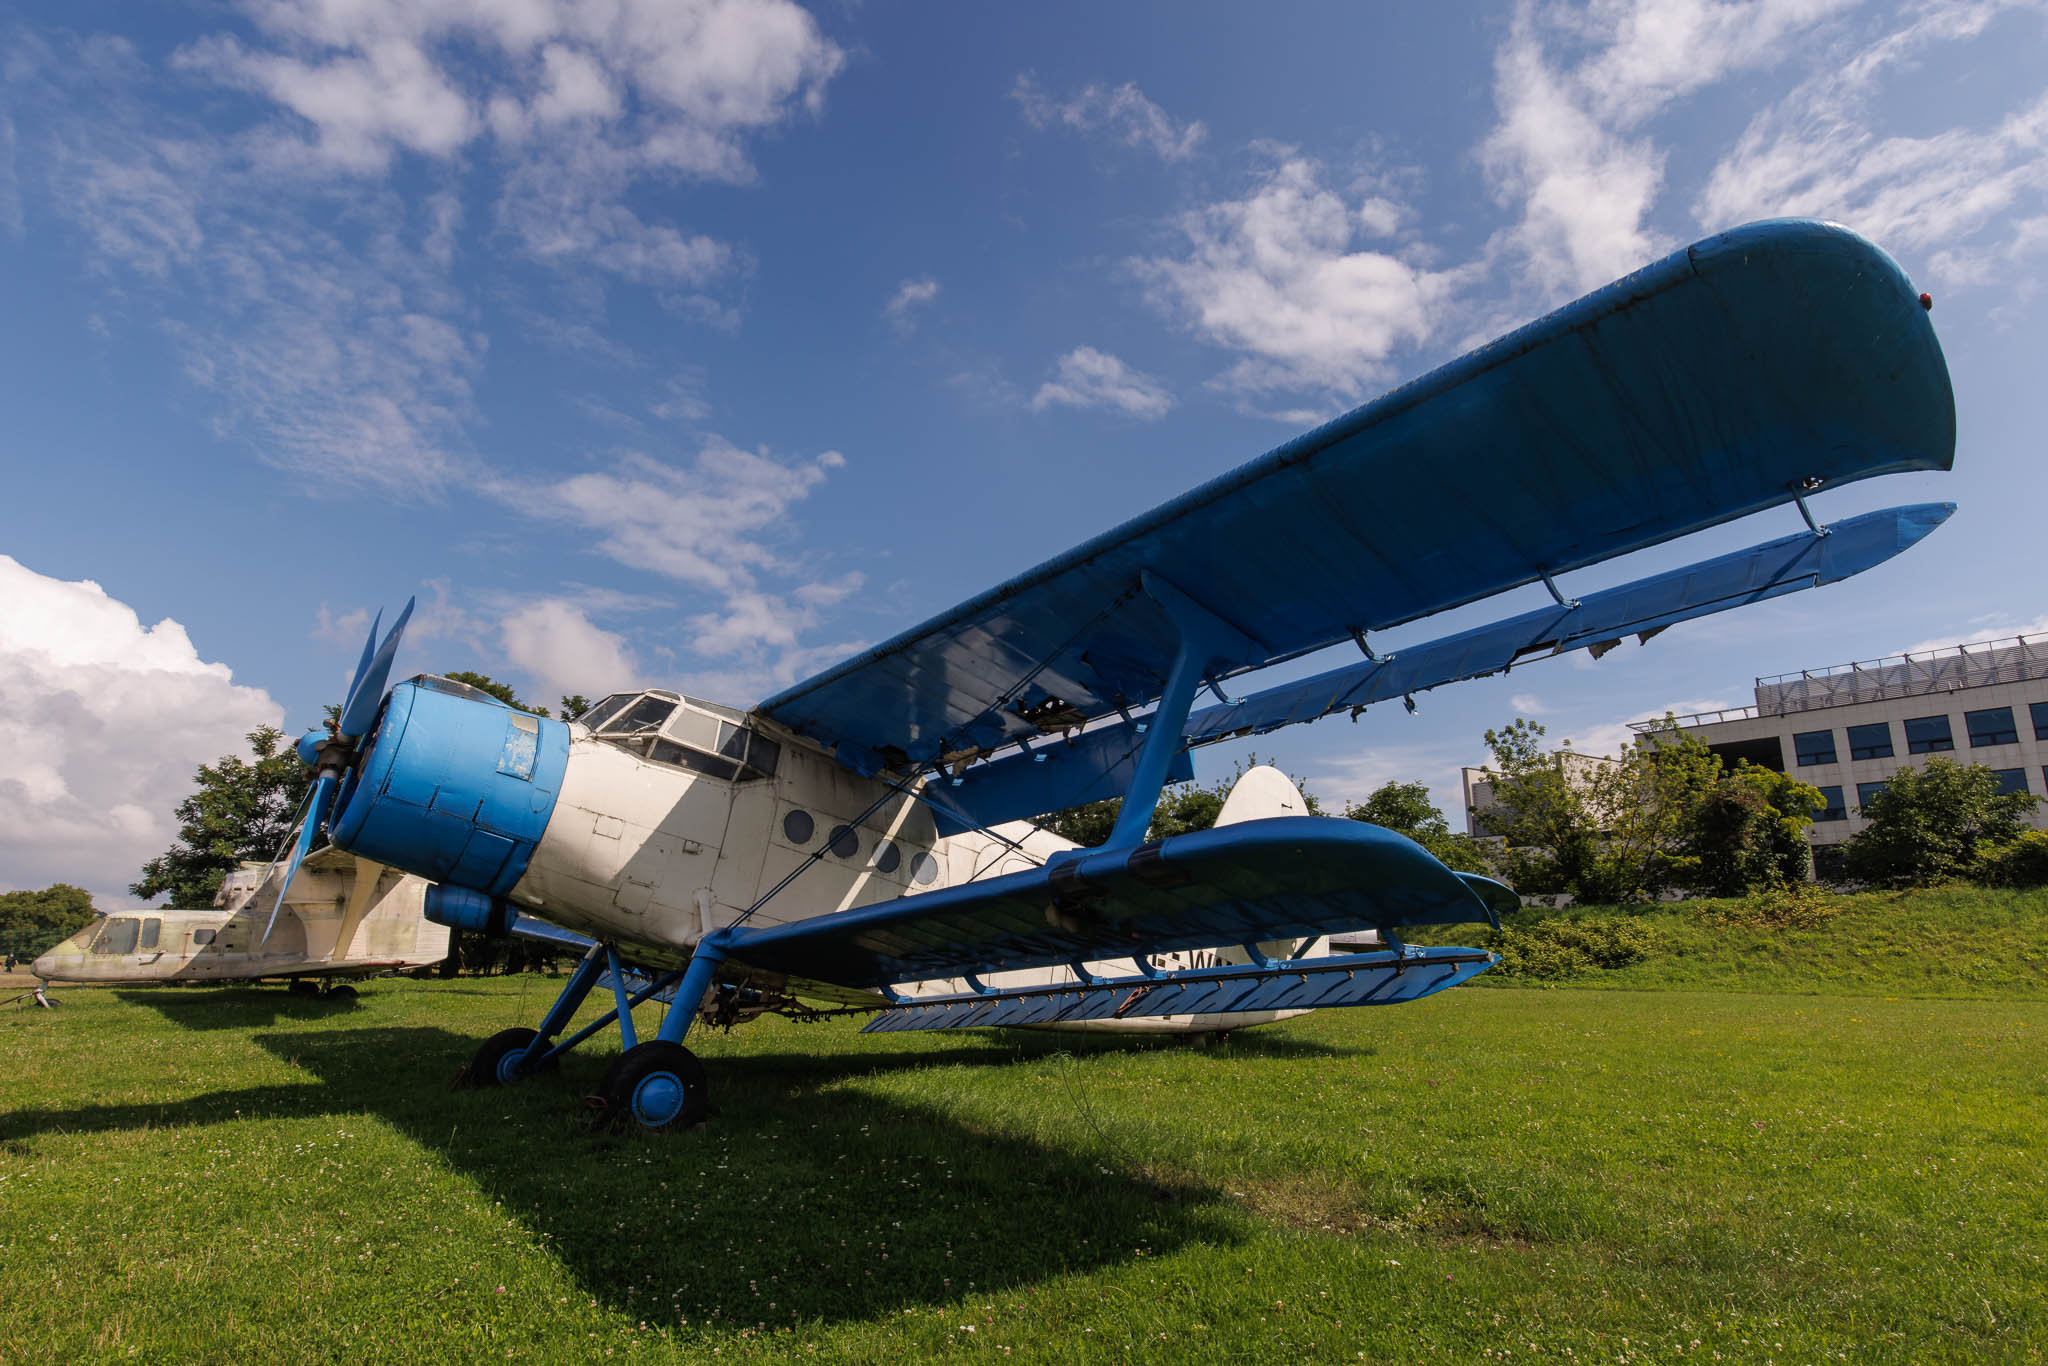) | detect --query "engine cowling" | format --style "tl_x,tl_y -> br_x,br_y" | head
329,676 -> 570,898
